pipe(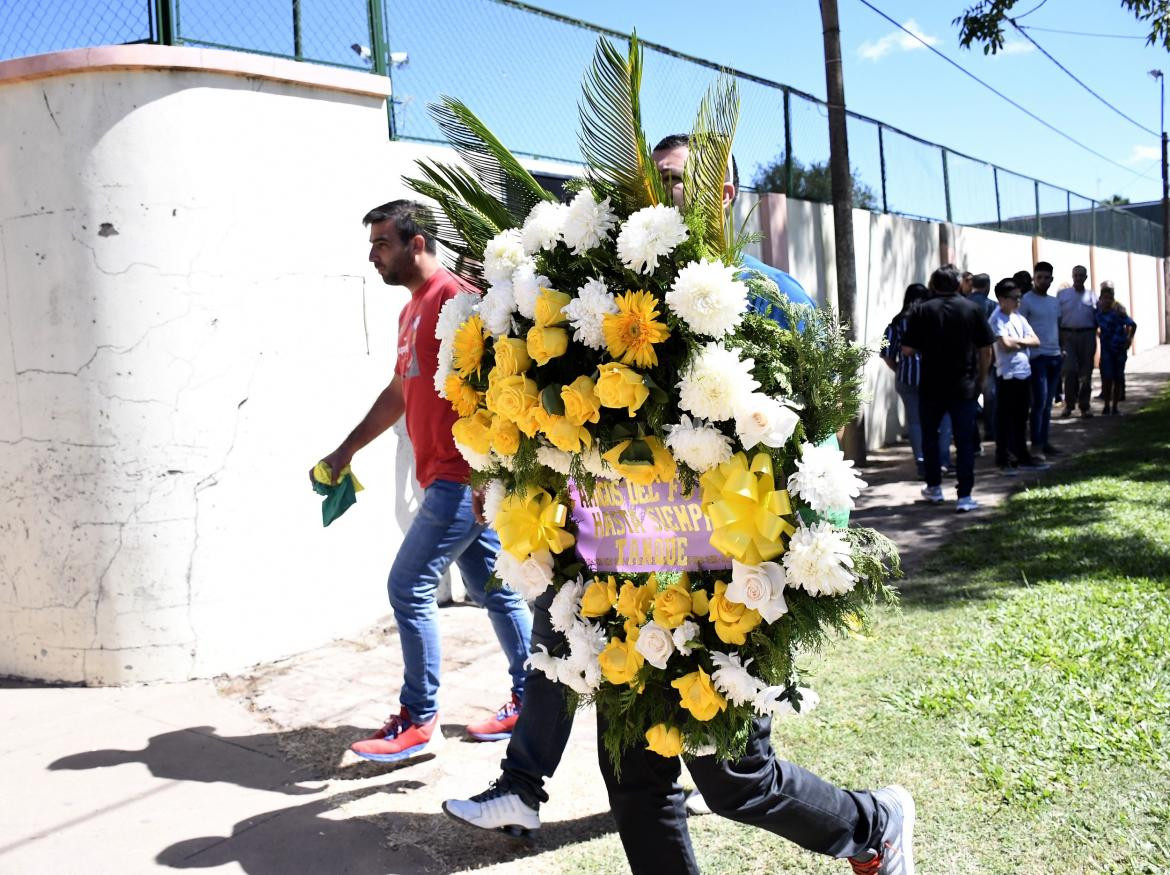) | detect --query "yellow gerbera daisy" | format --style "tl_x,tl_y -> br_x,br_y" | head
452,315 -> 489,379
603,290 -> 670,368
